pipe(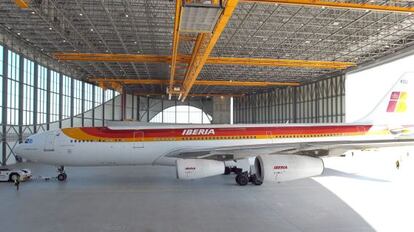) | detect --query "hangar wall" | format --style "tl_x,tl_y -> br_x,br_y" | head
234,76 -> 345,124
0,42 -> 212,165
